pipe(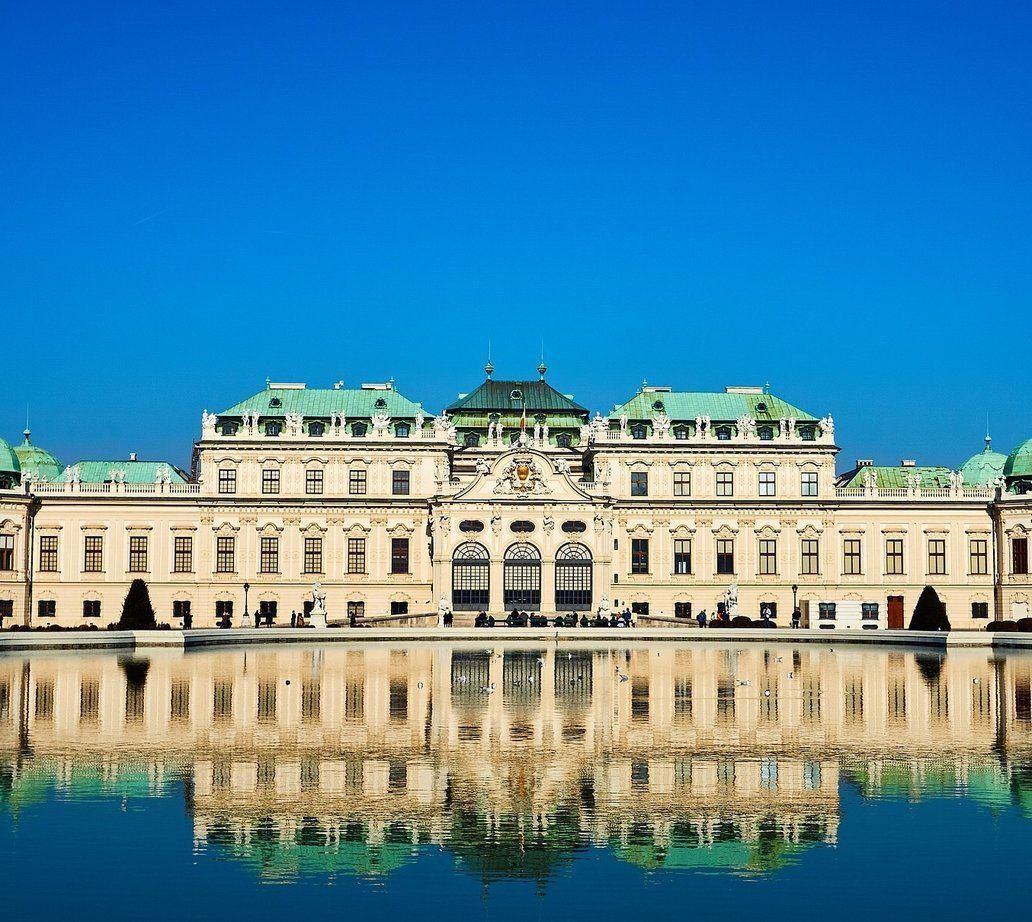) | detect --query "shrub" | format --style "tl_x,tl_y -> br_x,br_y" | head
730,616 -> 754,628
1016,618 -> 1032,633
908,586 -> 951,631
986,620 -> 1019,632
118,579 -> 157,630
